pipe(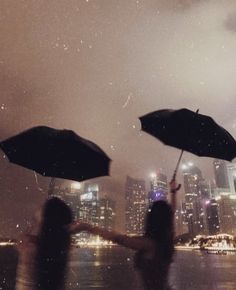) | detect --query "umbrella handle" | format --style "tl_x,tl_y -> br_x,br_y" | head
171,170 -> 177,182
171,183 -> 181,193
171,169 -> 181,193
170,171 -> 181,191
